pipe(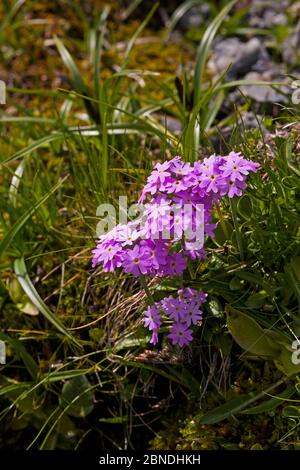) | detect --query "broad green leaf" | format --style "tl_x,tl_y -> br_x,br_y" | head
241,386 -> 295,415
282,405 -> 300,418
213,220 -> 233,245
200,394 -> 254,424
226,305 -> 281,357
274,347 -> 300,377
229,276 -> 244,291
16,300 -> 39,316
235,270 -> 273,294
245,291 -> 268,309
59,376 -> 94,418
7,275 -> 39,316
208,298 -> 223,318
200,379 -> 285,424
251,444 -> 264,450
